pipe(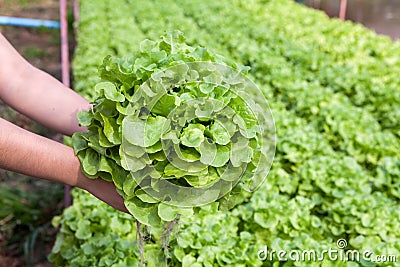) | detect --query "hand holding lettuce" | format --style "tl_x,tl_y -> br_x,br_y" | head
72,31 -> 275,229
